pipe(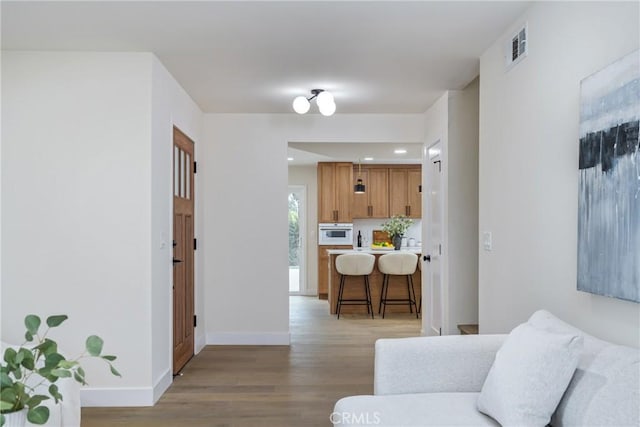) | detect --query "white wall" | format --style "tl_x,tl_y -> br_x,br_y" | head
2,51 -> 153,399
150,56 -> 203,401
1,51 -> 204,406
447,77 -> 480,331
479,1 -> 640,347
202,114 -> 424,344
288,165 -> 318,295
421,79 -> 480,336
